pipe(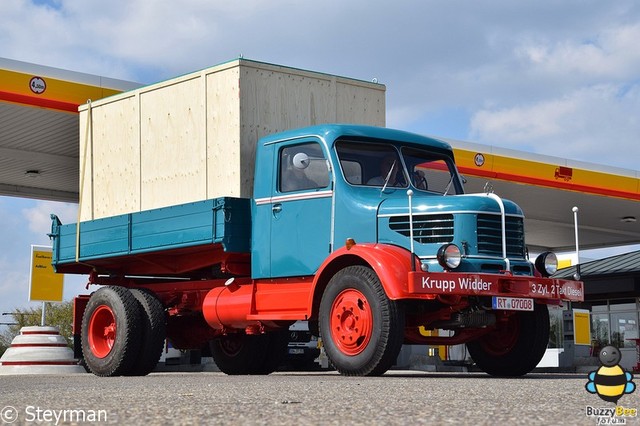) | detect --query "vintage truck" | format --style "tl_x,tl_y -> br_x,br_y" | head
50,123 -> 584,377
